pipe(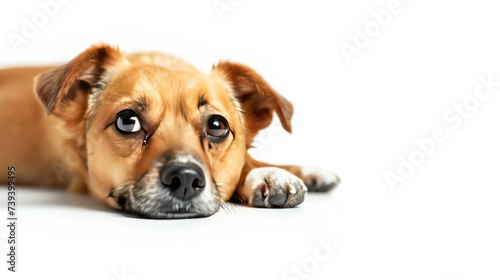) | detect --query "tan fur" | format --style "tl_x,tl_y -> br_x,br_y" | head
0,44 -> 312,215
